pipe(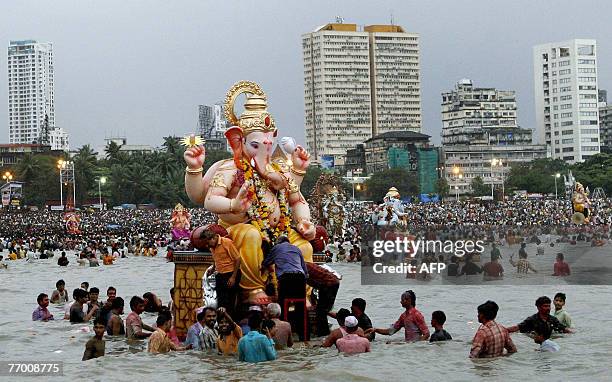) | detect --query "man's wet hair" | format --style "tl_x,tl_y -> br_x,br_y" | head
432,310 -> 446,325
130,296 -> 144,310
477,300 -> 499,321
535,296 -> 551,307
37,293 -> 48,304
89,287 -> 99,294
56,279 -> 65,288
156,313 -> 172,327
248,312 -> 263,331
112,297 -> 124,310
336,308 -> 351,326
351,298 -> 366,312
554,293 -> 566,302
